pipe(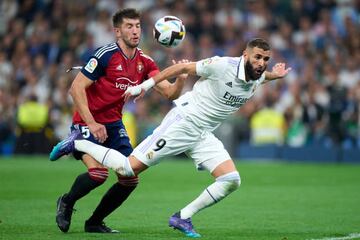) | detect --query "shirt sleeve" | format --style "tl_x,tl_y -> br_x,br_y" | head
196,56 -> 224,78
81,52 -> 107,81
145,58 -> 160,79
